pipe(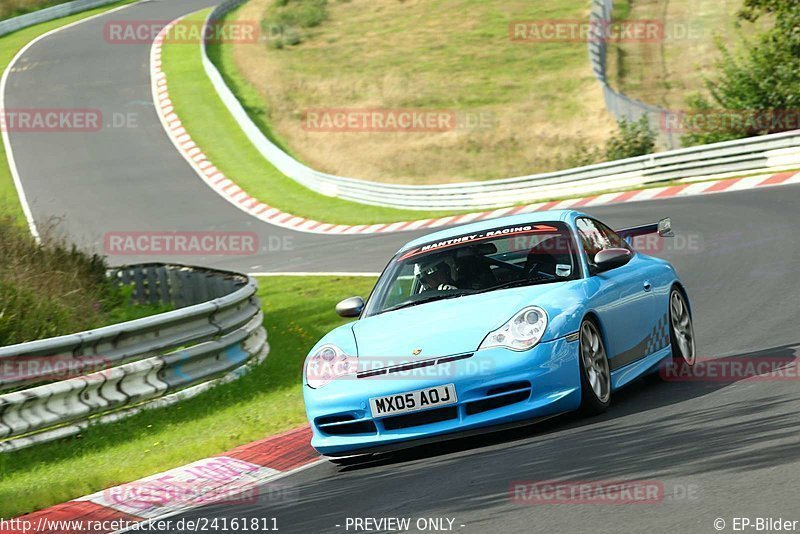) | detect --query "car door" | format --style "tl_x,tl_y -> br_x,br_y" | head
576,218 -> 658,371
